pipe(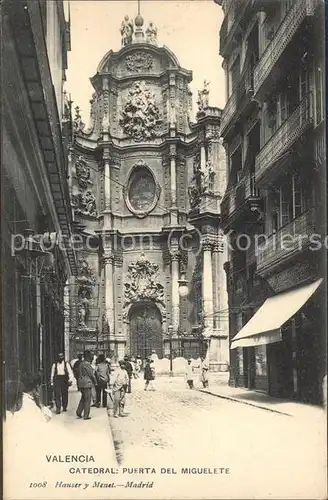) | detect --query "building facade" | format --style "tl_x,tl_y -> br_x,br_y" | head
68,15 -> 229,370
216,0 -> 326,403
2,0 -> 77,403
